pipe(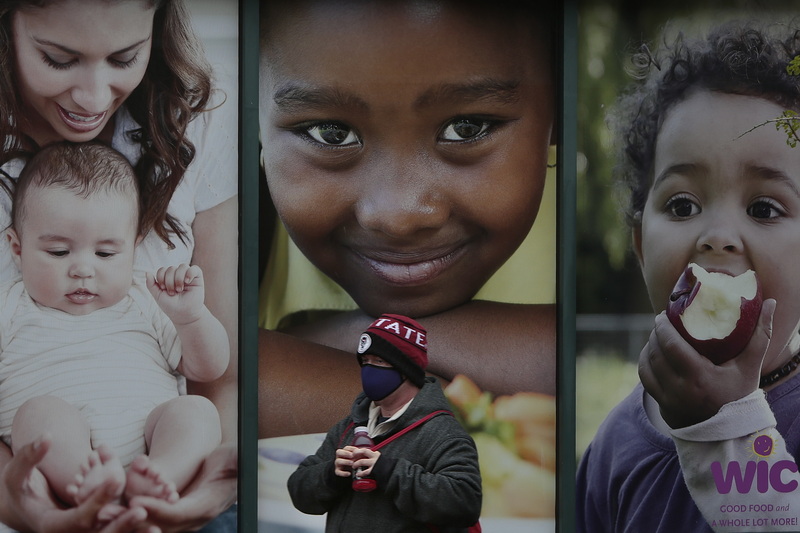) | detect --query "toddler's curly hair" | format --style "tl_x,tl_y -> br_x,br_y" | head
613,21 -> 800,226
